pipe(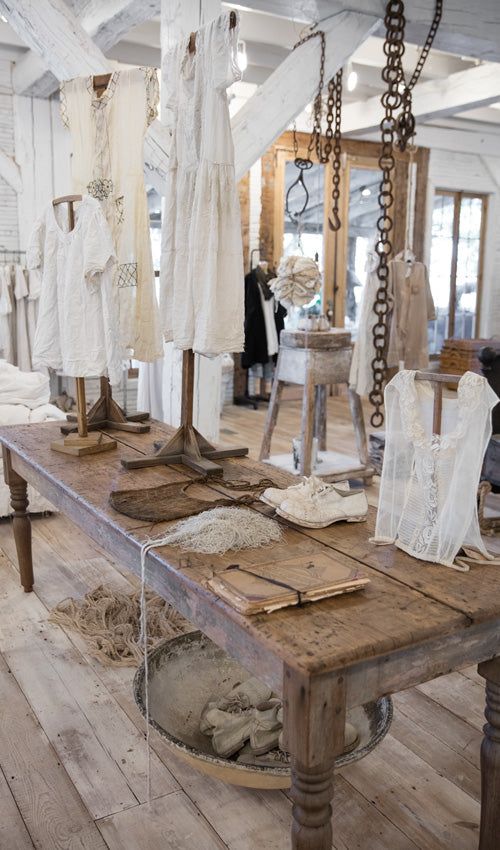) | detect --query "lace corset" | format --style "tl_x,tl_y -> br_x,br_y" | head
373,370 -> 498,570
